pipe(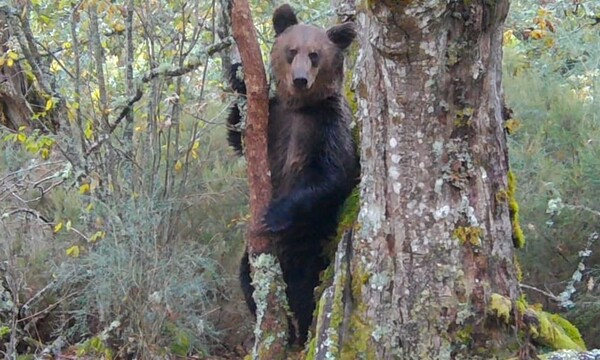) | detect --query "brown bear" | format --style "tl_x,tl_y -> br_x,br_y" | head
226,4 -> 358,345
